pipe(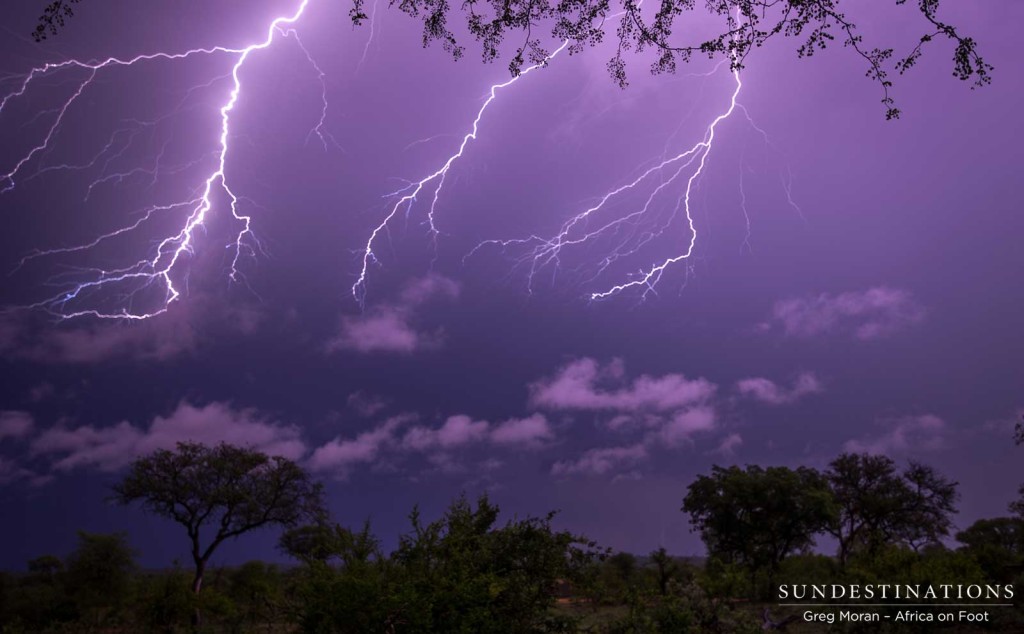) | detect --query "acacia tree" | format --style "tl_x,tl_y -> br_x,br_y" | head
900,461 -> 958,550
825,453 -> 958,566
682,464 -> 836,589
34,0 -> 990,119
31,0 -> 81,41
112,442 -> 325,627
370,0 -> 991,119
